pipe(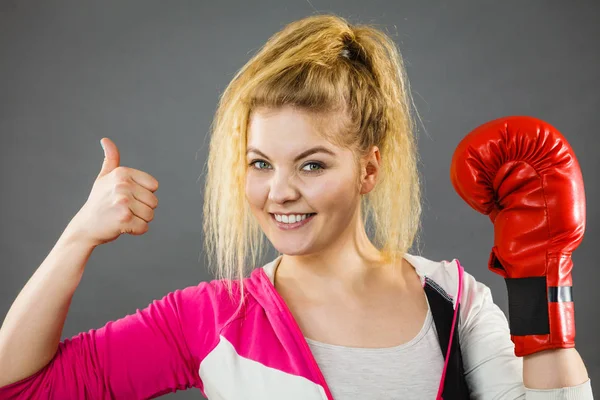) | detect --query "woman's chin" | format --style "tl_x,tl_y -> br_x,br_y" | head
272,240 -> 316,256
273,245 -> 307,256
